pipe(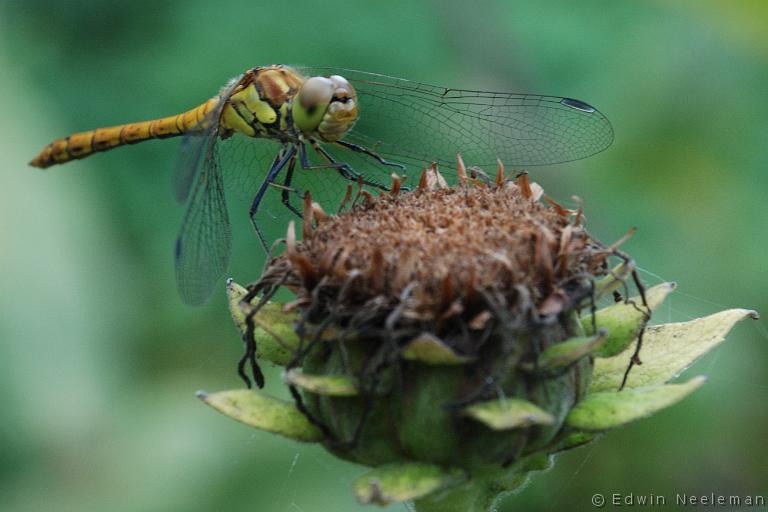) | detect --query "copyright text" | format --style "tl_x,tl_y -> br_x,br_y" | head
590,493 -> 765,508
